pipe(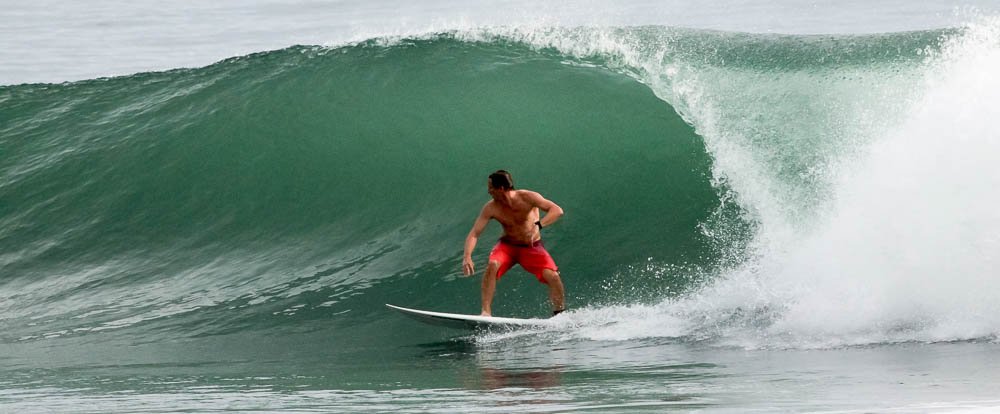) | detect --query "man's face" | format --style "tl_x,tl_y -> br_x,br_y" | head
487,182 -> 503,200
